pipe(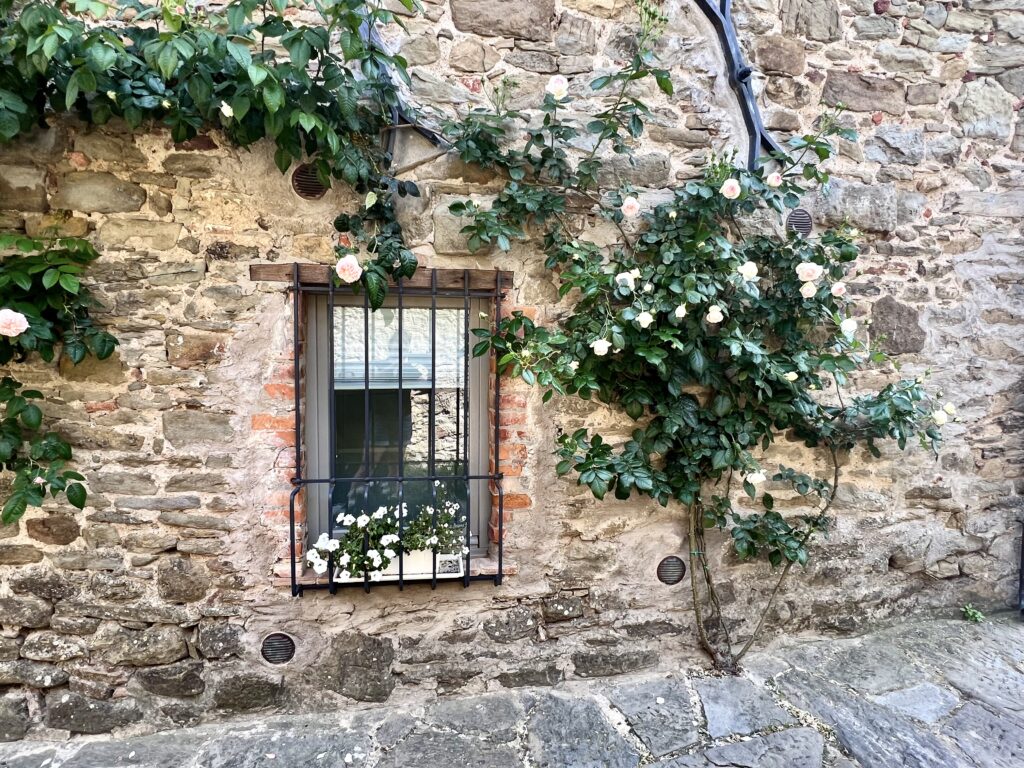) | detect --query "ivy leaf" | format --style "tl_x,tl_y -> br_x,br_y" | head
654,72 -> 673,96
226,40 -> 253,69
263,79 -> 285,114
247,64 -> 268,86
20,403 -> 42,430
364,270 -> 387,310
